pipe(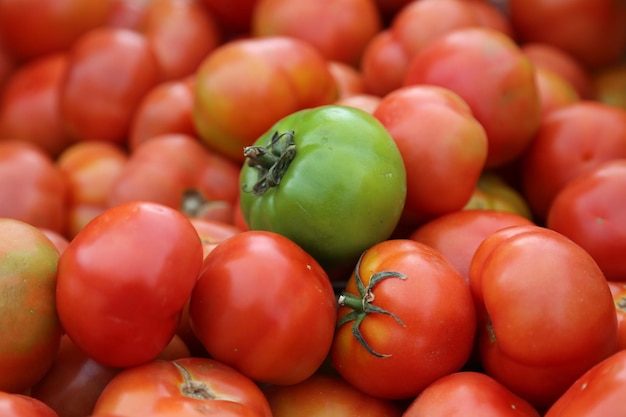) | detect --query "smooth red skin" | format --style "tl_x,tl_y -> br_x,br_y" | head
107,133 -> 240,212
509,0 -> 626,70
56,201 -> 204,368
193,36 -> 338,163
533,66 -> 580,120
409,209 -> 534,284
128,77 -> 197,150
0,140 -> 68,233
60,27 -> 161,144
188,218 -> 243,258
608,282 -> 626,351
189,231 -> 337,386
547,159 -> 626,282
334,93 -> 381,114
0,53 -> 75,158
404,27 -> 541,168
106,0 -> 150,30
0,0 -> 110,60
373,85 -> 488,226
360,30 -> 410,97
263,373 -> 403,417
141,0 -> 221,81
403,371 -> 541,417
0,392 -> 59,417
544,350 -> 626,417
469,225 -> 619,410
521,102 -> 626,221
252,0 -> 382,66
93,357 -> 272,417
328,61 -> 366,100
331,239 -> 476,400
521,42 -> 596,100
